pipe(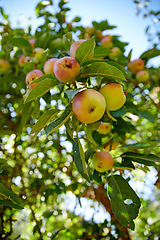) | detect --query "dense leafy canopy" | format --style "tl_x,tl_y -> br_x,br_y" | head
0,0 -> 160,239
